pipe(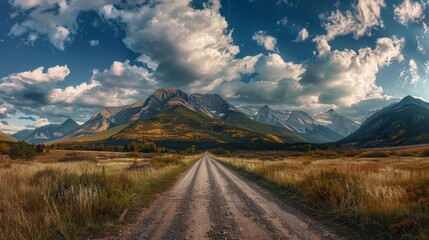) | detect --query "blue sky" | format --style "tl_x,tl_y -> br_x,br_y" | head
0,0 -> 428,133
